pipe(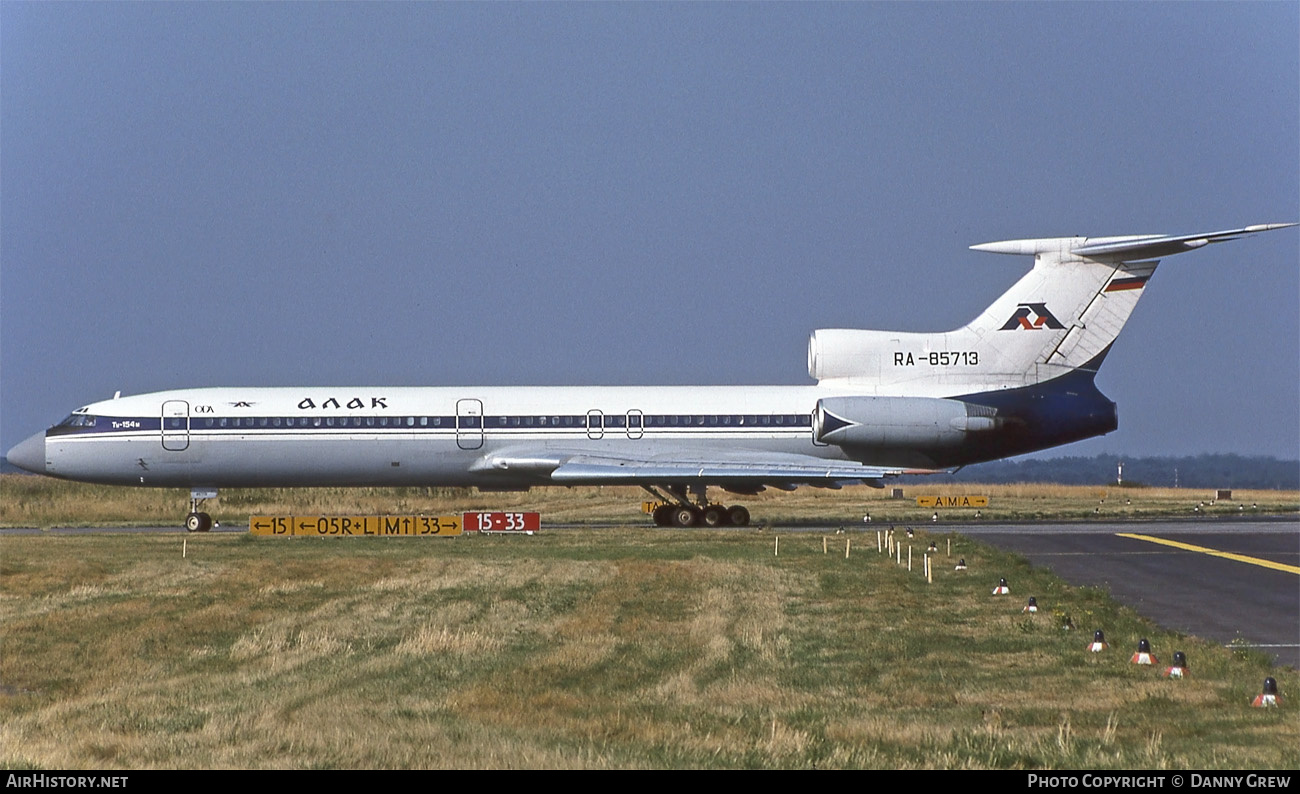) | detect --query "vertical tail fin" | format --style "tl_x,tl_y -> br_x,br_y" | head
958,237 -> 1159,385
809,224 -> 1295,395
